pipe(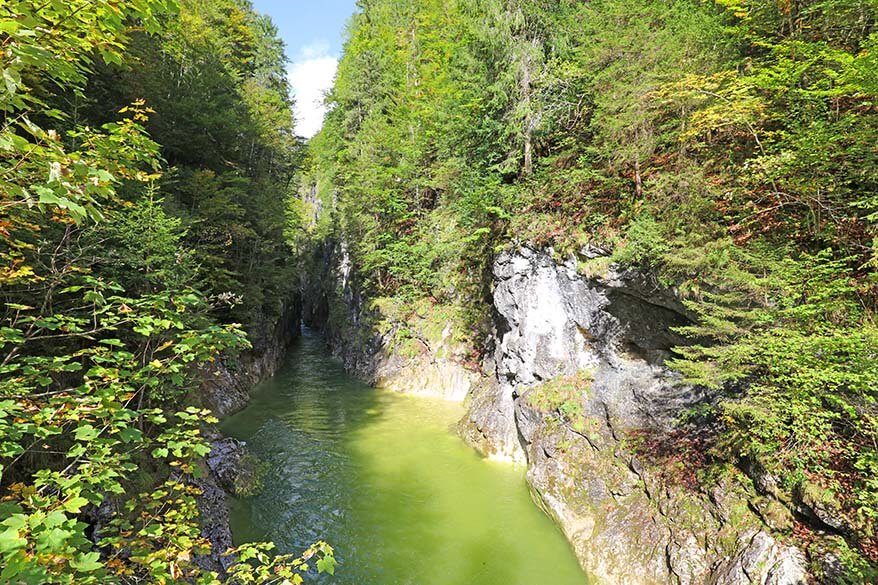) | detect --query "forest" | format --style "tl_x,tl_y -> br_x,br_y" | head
1,0 -> 877,583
